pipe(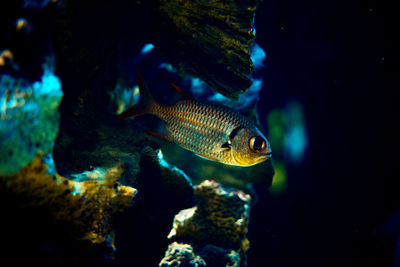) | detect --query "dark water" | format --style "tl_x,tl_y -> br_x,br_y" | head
0,0 -> 397,266
250,1 -> 397,266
